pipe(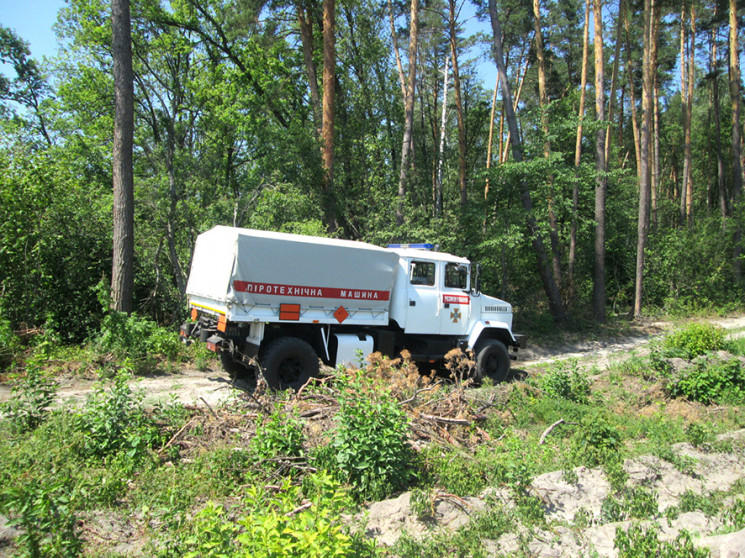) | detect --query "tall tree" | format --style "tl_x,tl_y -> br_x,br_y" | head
111,0 -> 135,313
592,0 -> 607,322
730,0 -> 743,281
488,0 -> 566,321
396,0 -> 420,227
569,0 -> 591,301
322,0 -> 337,231
633,0 -> 654,318
448,0 -> 467,206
